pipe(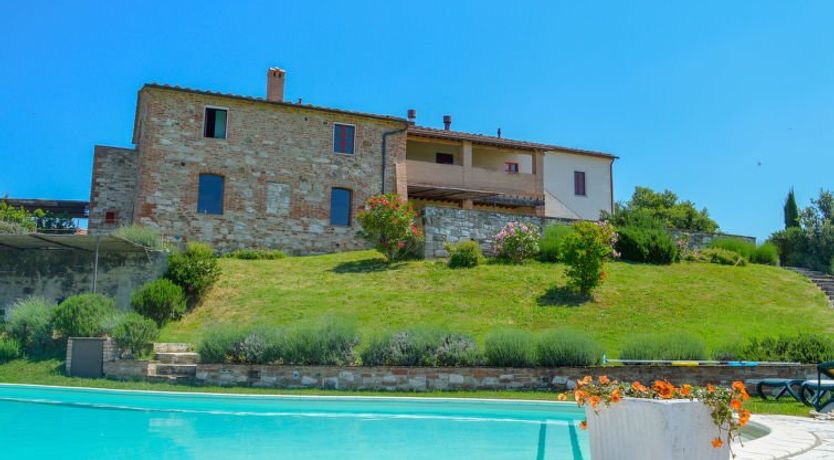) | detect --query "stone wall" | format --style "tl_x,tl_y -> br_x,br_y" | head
105,361 -> 813,391
128,86 -> 409,254
0,248 -> 167,319
88,145 -> 138,234
421,206 -> 756,259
